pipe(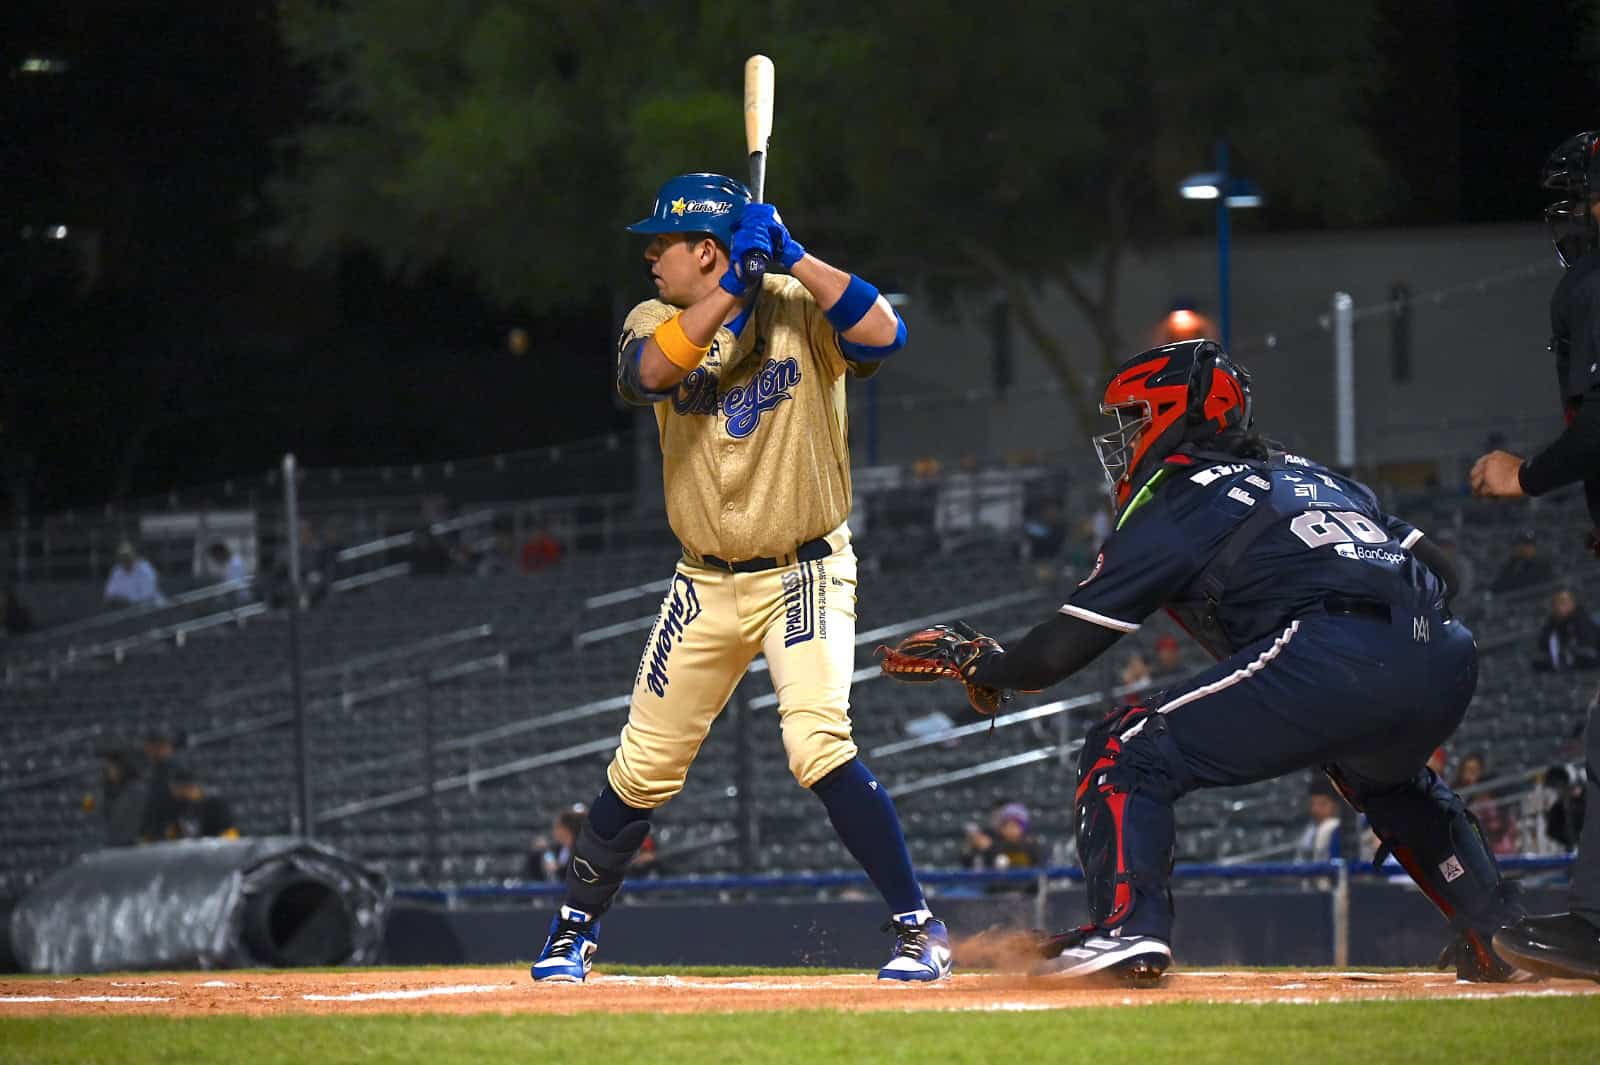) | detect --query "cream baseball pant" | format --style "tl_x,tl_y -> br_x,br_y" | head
606,541 -> 860,809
